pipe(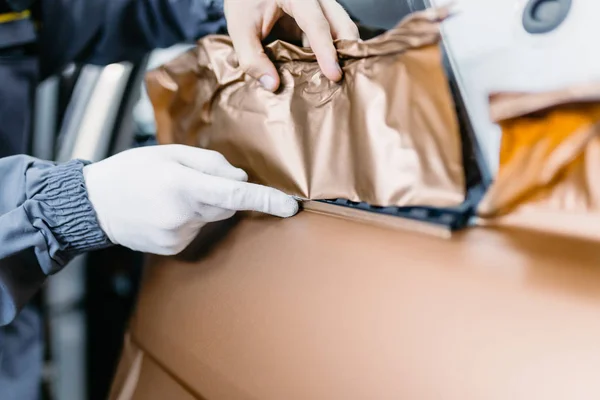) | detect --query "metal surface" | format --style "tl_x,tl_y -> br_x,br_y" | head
32,76 -> 59,160
59,63 -> 133,162
55,66 -> 102,163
